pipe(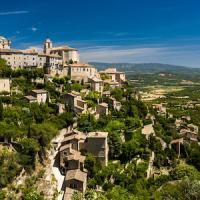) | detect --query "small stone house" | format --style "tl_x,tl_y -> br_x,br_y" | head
97,102 -> 109,116
65,169 -> 87,192
88,76 -> 103,93
25,89 -> 48,104
63,91 -> 87,113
